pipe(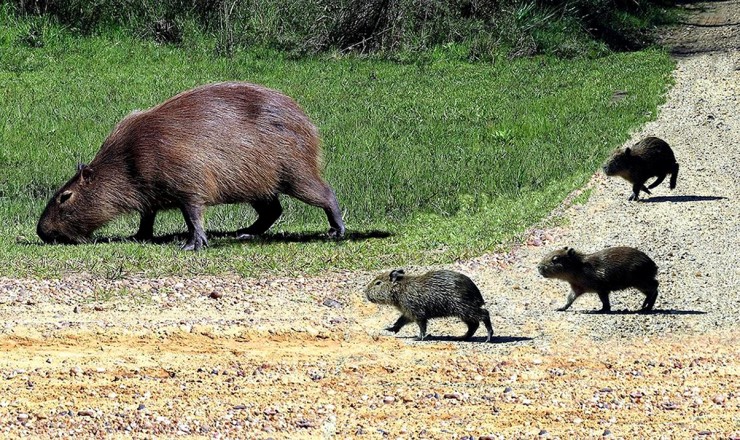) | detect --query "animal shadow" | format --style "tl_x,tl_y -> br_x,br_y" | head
580,309 -> 706,315
641,195 -> 726,203
405,335 -> 534,344
39,229 -> 393,247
